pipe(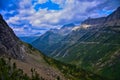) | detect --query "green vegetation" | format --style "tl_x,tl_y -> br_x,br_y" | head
43,55 -> 108,80
49,26 -> 120,80
0,58 -> 44,80
27,44 -> 107,80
